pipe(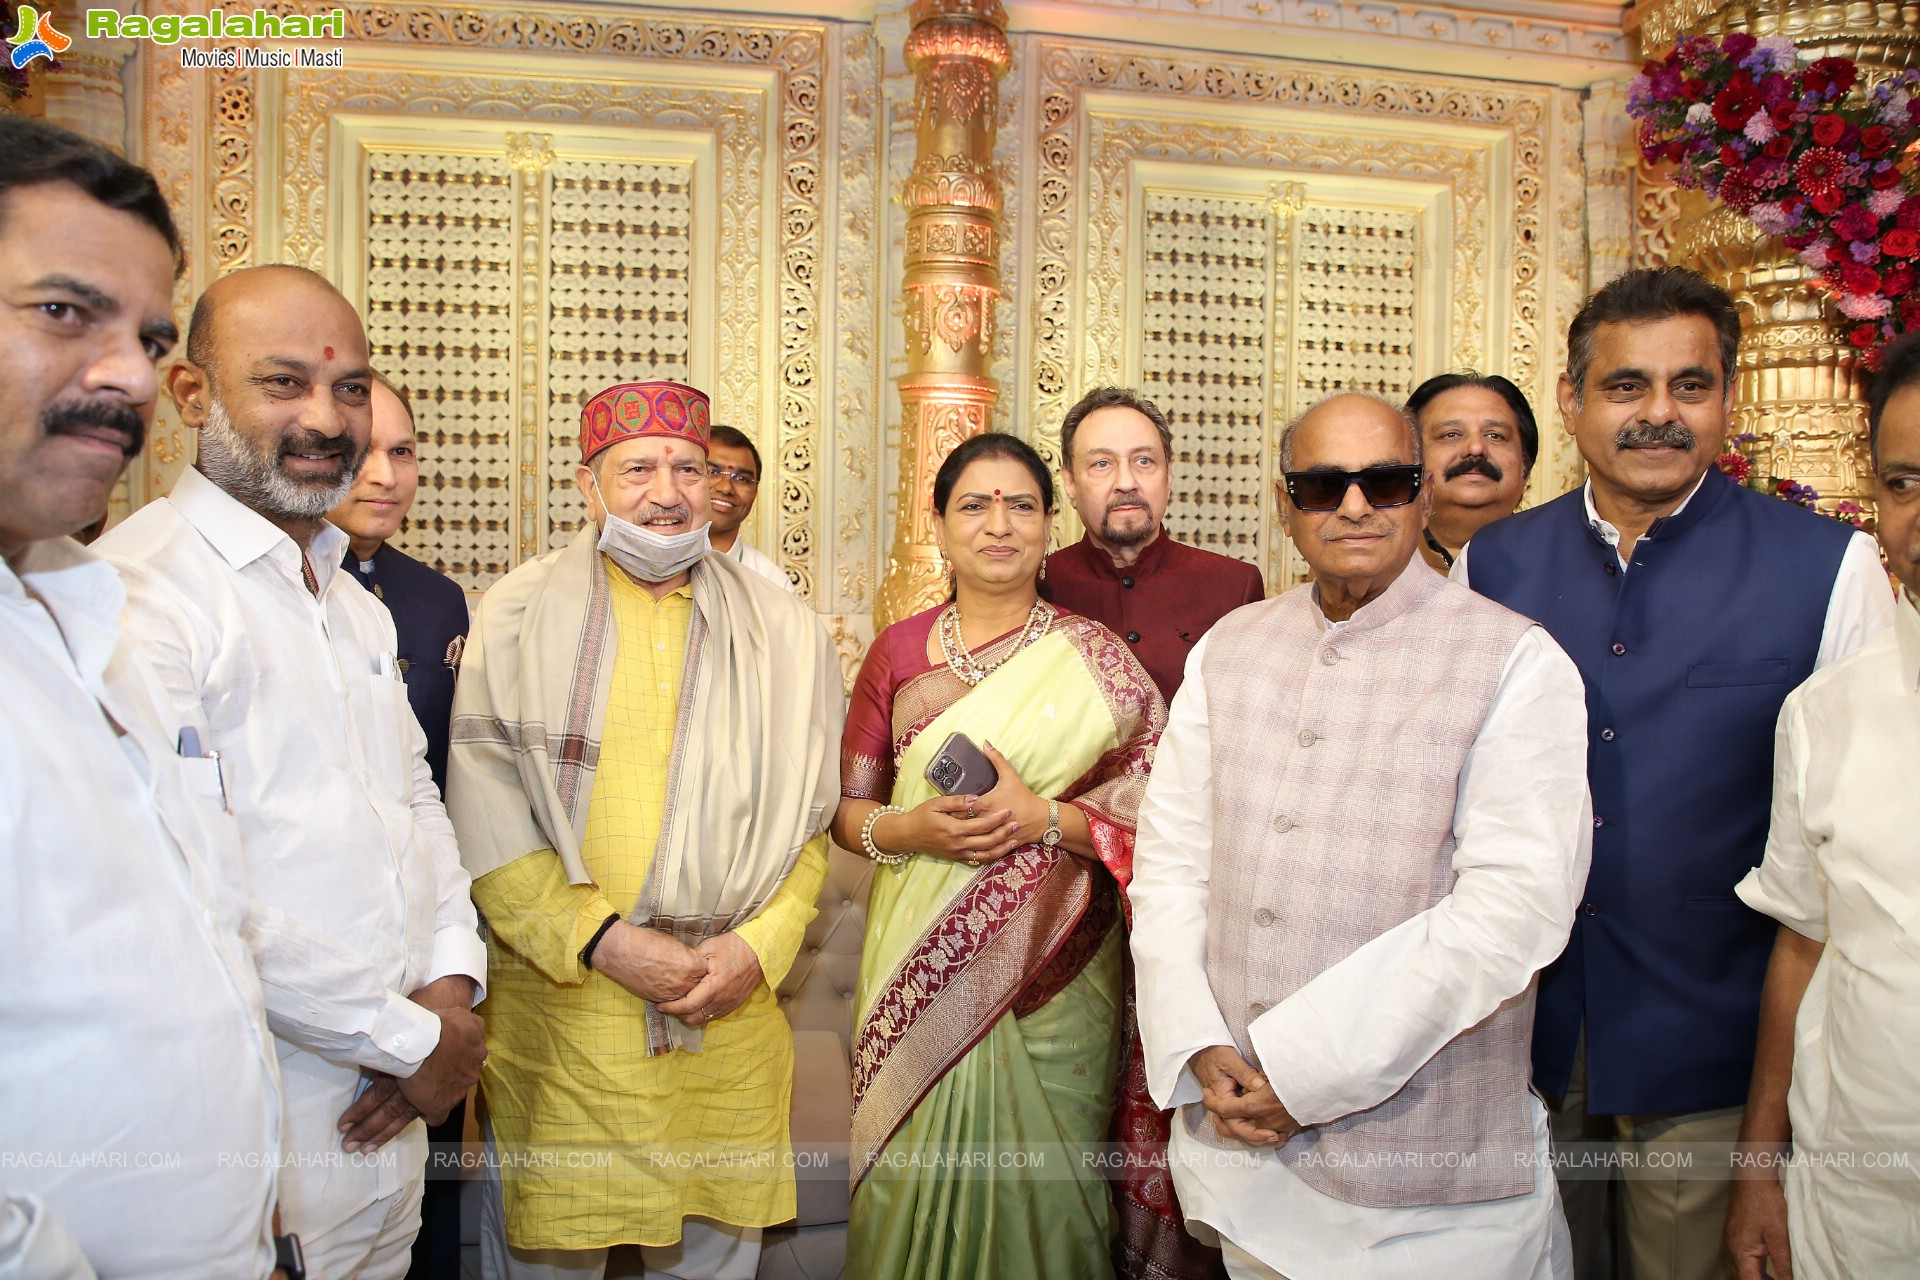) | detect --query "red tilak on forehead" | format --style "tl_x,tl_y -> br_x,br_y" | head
324,345 -> 334,361
993,488 -> 1001,496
